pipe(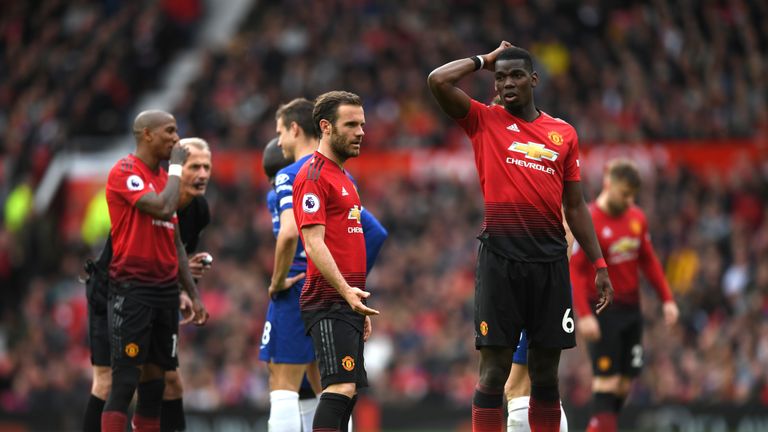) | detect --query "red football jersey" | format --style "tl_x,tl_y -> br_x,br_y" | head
106,154 -> 179,286
456,99 -> 580,261
570,203 -> 673,317
293,151 -> 367,312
